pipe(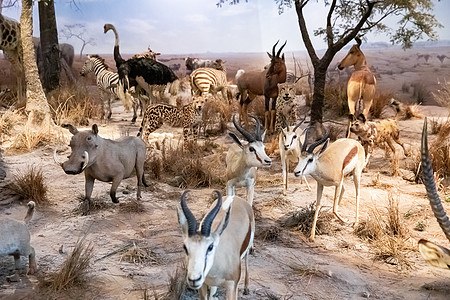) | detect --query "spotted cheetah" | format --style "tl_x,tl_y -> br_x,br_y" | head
138,97 -> 204,144
275,82 -> 298,133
